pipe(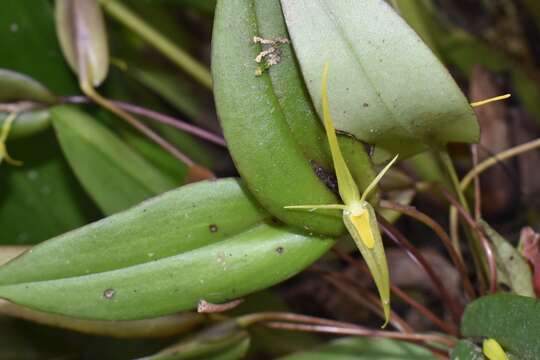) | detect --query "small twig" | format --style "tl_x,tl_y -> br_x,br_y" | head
440,187 -> 497,294
197,299 -> 244,314
461,137 -> 540,193
61,96 -> 226,147
264,322 -> 457,349
379,201 -> 476,301
79,83 -> 203,169
332,248 -> 459,336
471,145 -> 482,221
378,217 -> 463,324
323,273 -> 413,333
